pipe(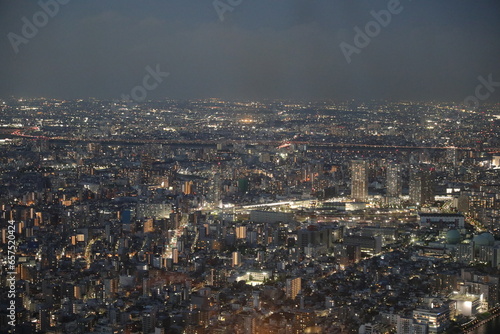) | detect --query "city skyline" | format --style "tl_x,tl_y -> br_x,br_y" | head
1,96 -> 500,333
